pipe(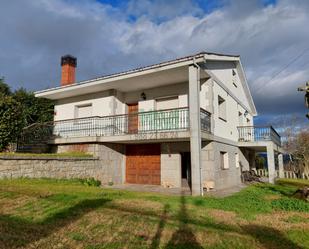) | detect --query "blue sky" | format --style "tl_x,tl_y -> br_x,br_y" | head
0,0 -> 307,129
